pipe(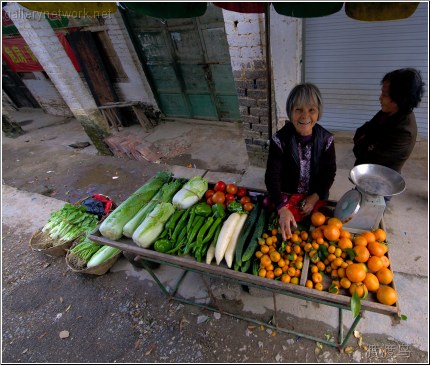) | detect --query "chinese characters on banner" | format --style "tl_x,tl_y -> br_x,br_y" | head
2,32 -> 81,72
